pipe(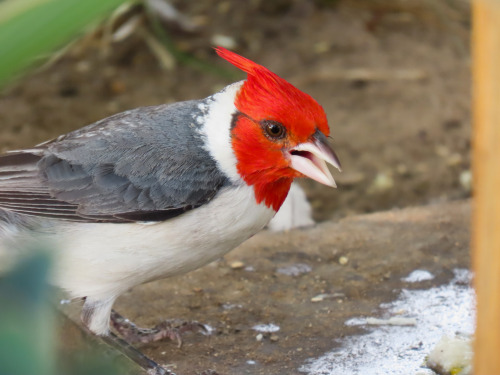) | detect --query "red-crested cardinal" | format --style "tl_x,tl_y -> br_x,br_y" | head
0,48 -> 341,337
